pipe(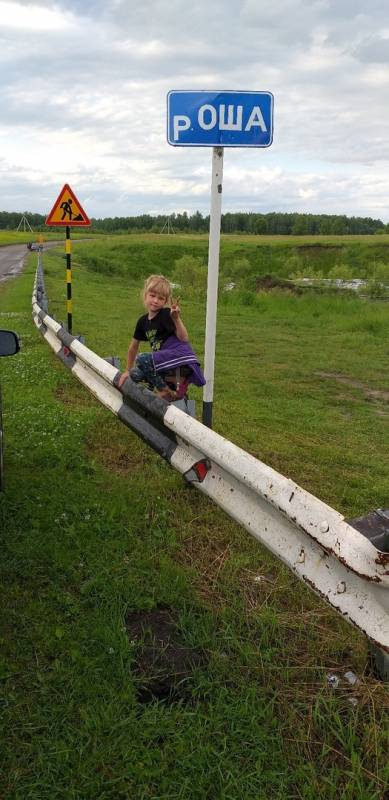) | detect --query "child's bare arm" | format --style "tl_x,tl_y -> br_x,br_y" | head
118,339 -> 139,388
170,299 -> 189,342
174,316 -> 189,341
126,338 -> 140,369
